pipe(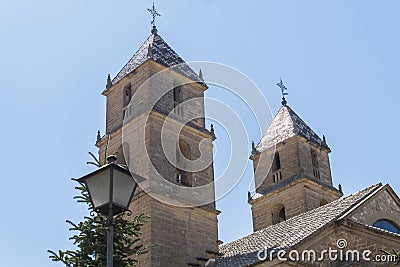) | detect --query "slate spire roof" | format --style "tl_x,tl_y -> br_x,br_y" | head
214,183 -> 385,267
256,104 -> 328,153
111,30 -> 202,86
